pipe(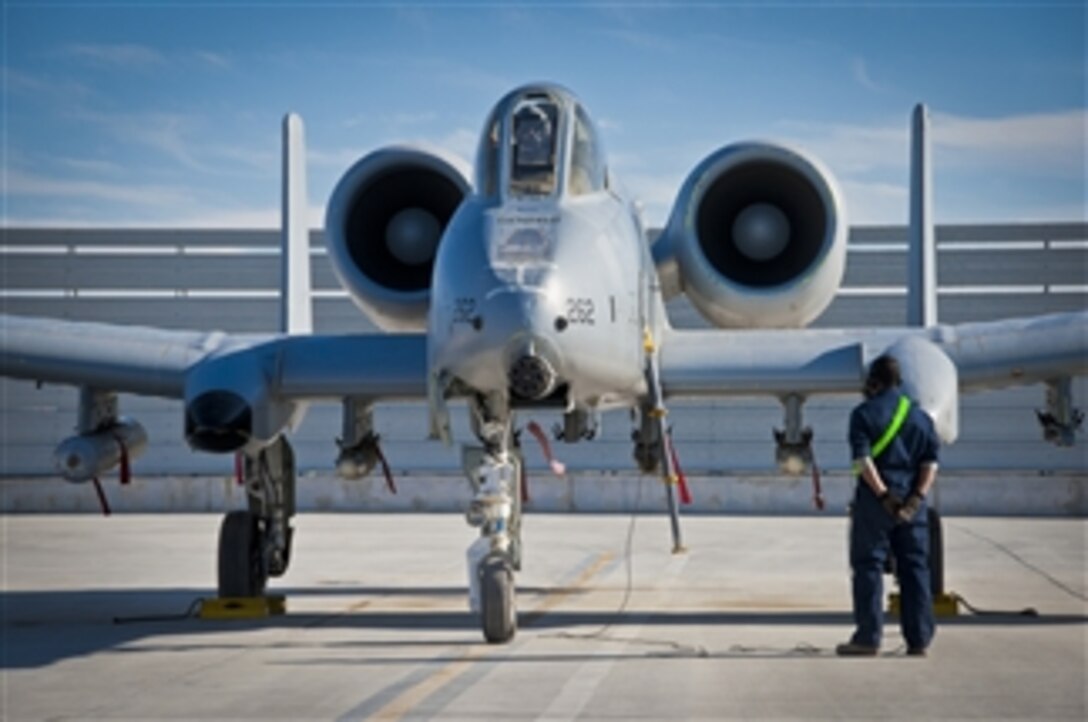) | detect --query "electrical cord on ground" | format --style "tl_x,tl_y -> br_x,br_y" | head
542,475 -> 711,658
952,592 -> 1038,617
715,642 -> 824,658
545,473 -> 643,643
949,521 -> 1082,615
113,598 -> 204,625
